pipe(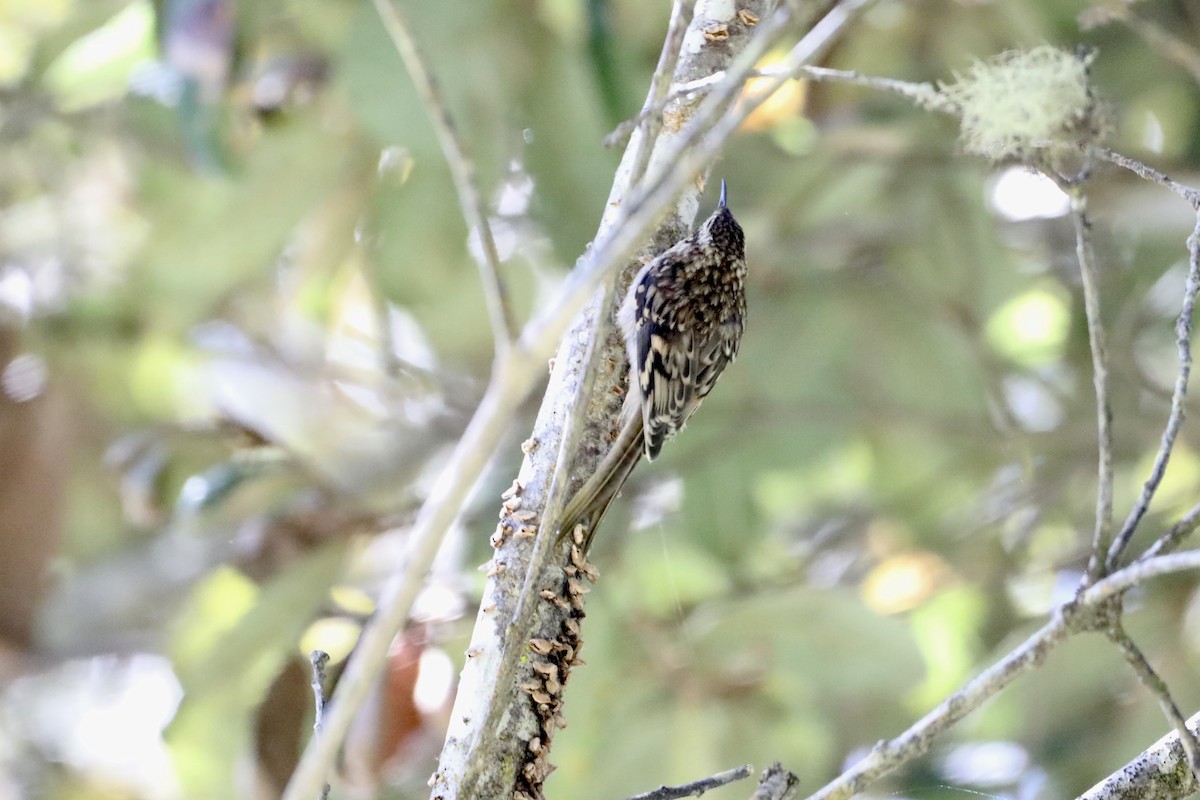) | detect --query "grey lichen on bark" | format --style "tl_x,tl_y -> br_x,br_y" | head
428,1 -> 780,798
1078,712 -> 1200,800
